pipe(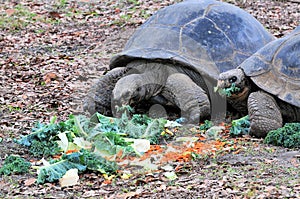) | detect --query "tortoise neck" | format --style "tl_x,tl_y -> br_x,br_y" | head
228,78 -> 252,115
